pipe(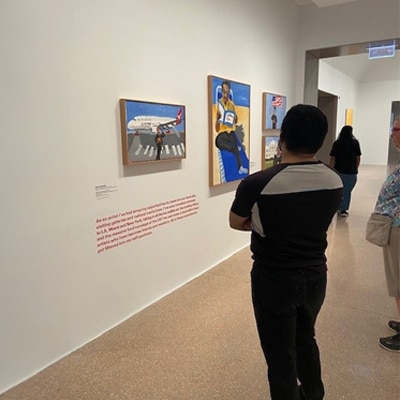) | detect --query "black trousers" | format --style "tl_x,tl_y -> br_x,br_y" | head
251,264 -> 326,400
215,131 -> 242,169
